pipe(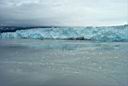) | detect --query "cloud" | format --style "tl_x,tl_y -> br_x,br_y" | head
0,0 -> 127,26
0,0 -> 41,7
